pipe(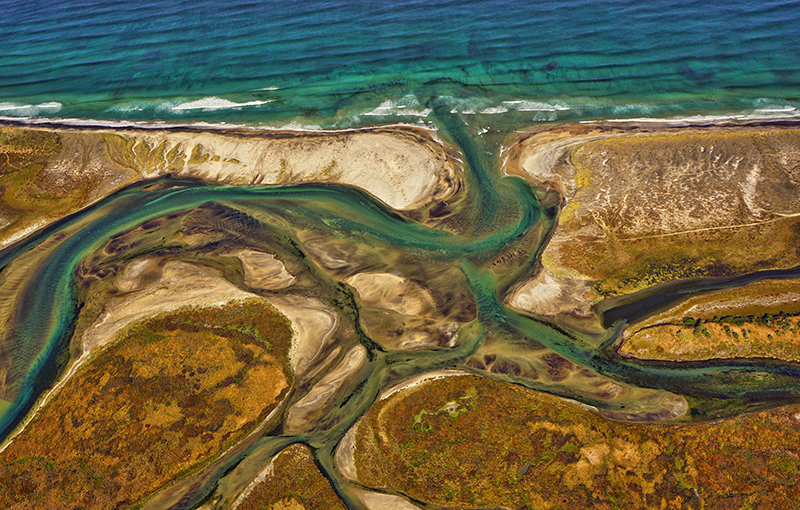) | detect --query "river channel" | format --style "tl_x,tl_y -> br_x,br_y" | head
2,113 -> 800,509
